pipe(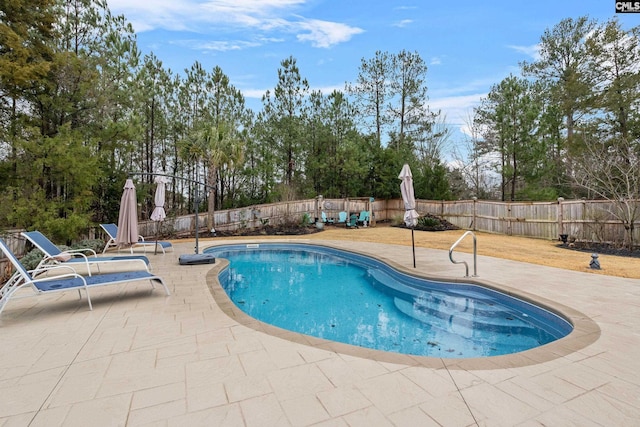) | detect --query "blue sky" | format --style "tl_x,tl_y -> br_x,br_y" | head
106,0 -> 638,150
